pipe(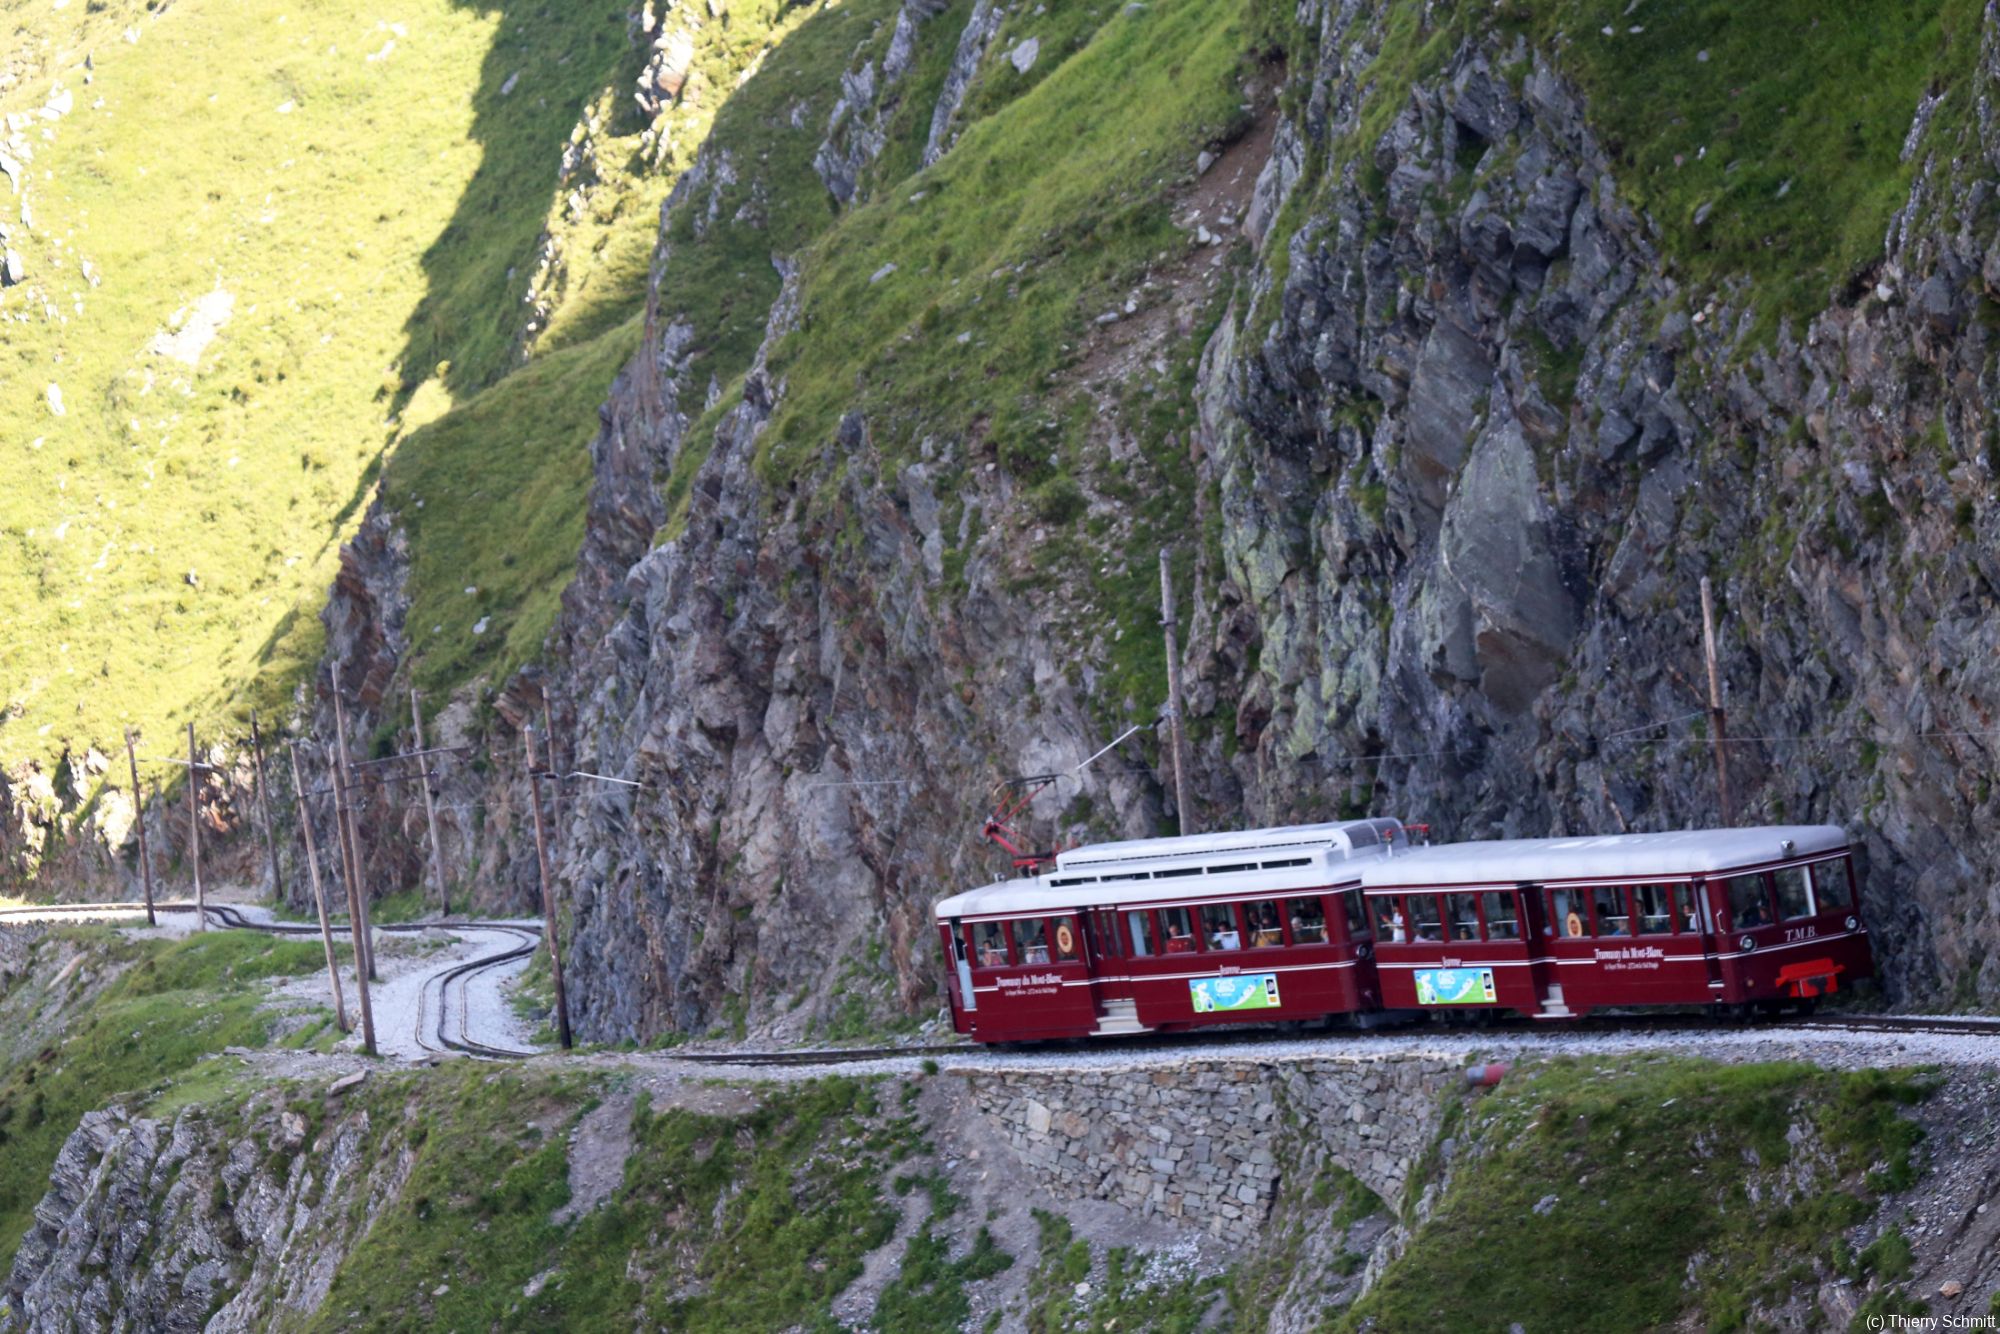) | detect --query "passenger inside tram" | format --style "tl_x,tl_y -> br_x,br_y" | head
1202,903 -> 1241,950
972,920 -> 1008,967
1289,898 -> 1328,944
